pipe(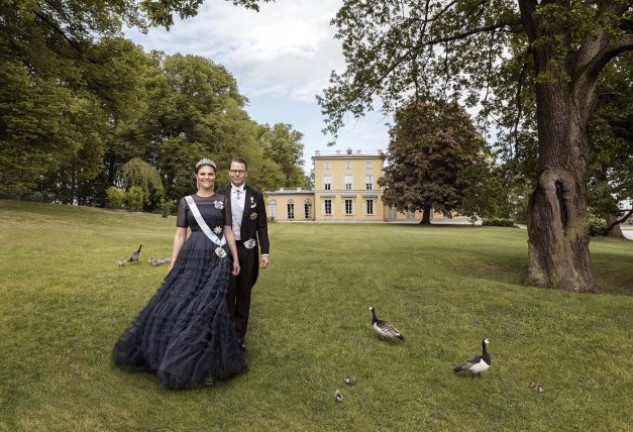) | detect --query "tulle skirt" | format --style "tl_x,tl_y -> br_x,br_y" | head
113,232 -> 246,389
